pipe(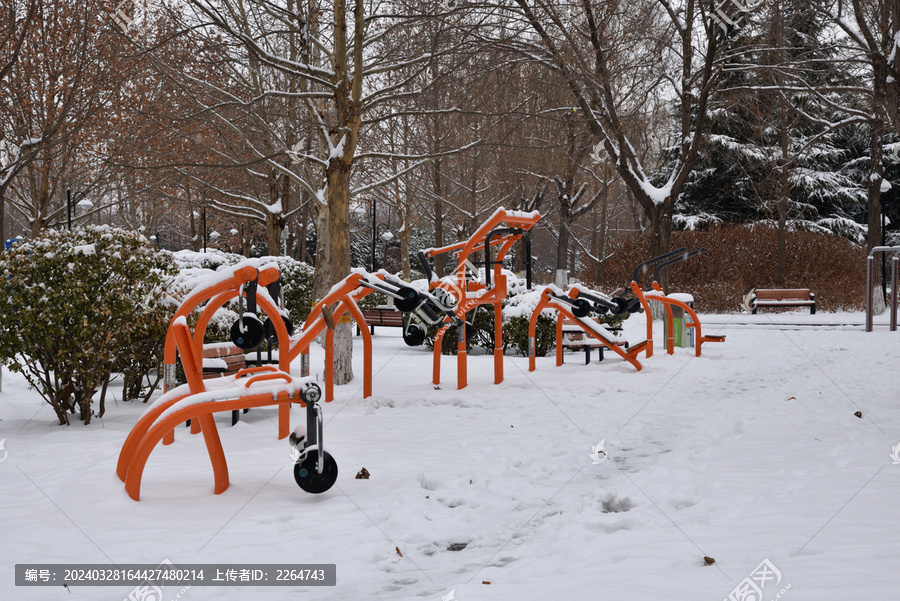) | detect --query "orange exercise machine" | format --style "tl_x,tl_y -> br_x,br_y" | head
417,208 -> 541,389
622,248 -> 725,357
117,261 -> 384,500
528,285 -> 650,371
